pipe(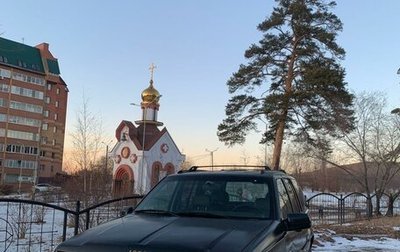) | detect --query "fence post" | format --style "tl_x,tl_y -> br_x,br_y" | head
62,212 -> 68,241
74,201 -> 81,236
85,211 -> 90,230
339,194 -> 343,225
342,195 -> 345,224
